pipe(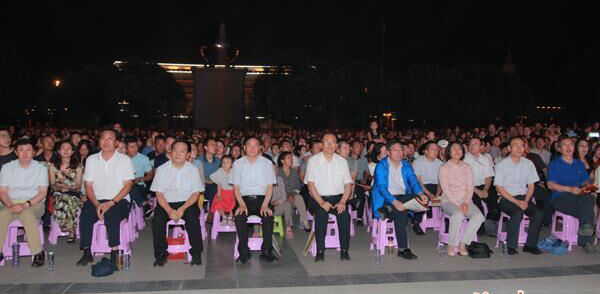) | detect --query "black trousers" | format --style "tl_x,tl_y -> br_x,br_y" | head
315,195 -> 351,252
412,184 -> 438,224
532,184 -> 553,226
79,199 -> 130,249
498,195 -> 544,249
152,201 -> 203,259
234,196 -> 273,260
551,192 -> 595,245
205,183 -> 217,202
472,184 -> 500,221
389,194 -> 415,249
351,183 -> 367,221
130,185 -> 148,206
